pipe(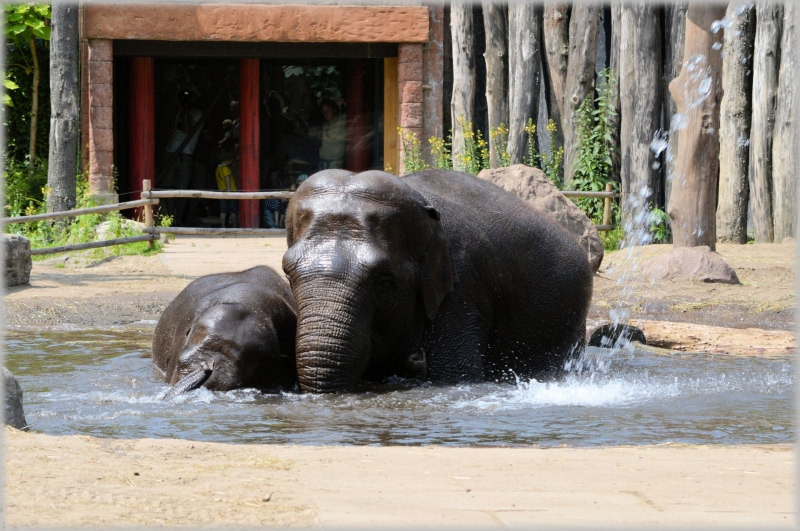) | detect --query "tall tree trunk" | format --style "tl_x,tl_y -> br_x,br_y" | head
542,3 -> 569,156
748,2 -> 783,243
482,1 -> 508,168
450,2 -> 475,169
717,1 -> 756,244
667,5 -> 726,250
609,2 -> 622,183
664,2 -> 688,214
772,2 -> 798,242
47,3 -> 80,213
619,4 -> 663,216
507,3 -> 542,165
28,34 -> 41,176
562,3 -> 600,187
